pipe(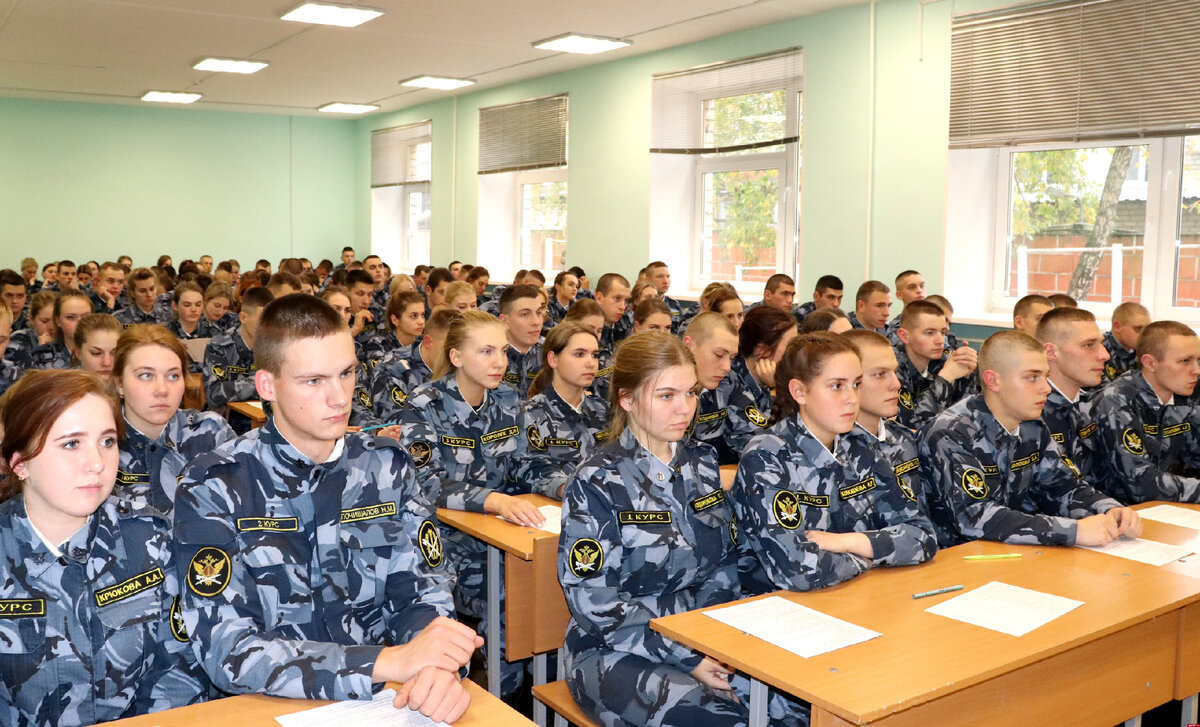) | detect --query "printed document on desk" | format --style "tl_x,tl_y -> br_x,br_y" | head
276,689 -> 448,727
925,581 -> 1082,637
1137,504 -> 1200,531
1079,536 -> 1193,567
703,595 -> 881,658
